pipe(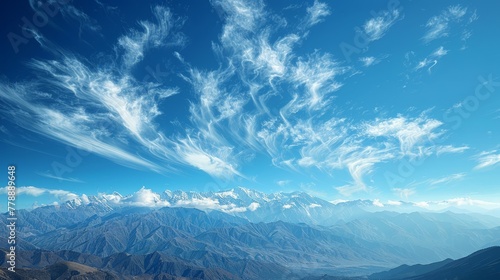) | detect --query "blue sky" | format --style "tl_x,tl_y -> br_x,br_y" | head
1,0 -> 500,210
